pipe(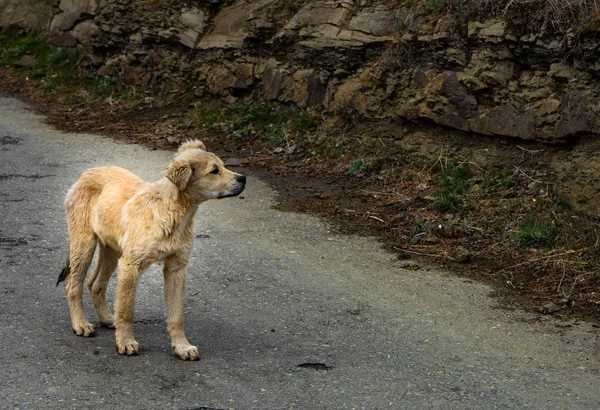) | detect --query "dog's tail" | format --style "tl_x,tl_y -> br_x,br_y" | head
56,254 -> 70,286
